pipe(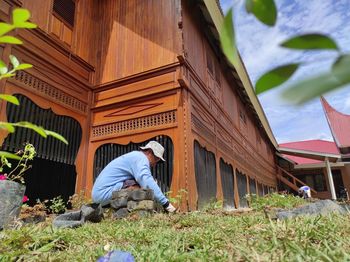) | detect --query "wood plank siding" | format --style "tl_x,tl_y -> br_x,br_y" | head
0,0 -> 278,210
